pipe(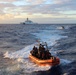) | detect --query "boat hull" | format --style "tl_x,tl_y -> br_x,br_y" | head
29,54 -> 60,66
